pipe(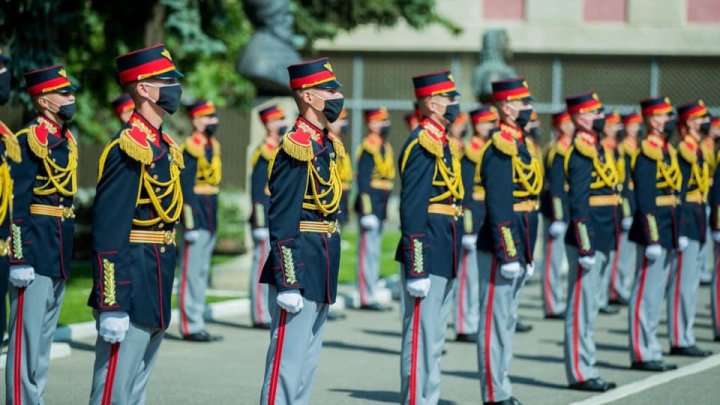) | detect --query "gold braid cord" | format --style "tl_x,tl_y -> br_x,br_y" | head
33,130 -> 78,197
302,160 -> 343,215
657,145 -> 682,192
133,161 -> 184,226
429,144 -> 465,203
0,162 -> 12,225
194,138 -> 222,186
590,148 -> 620,190
512,154 -> 543,198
